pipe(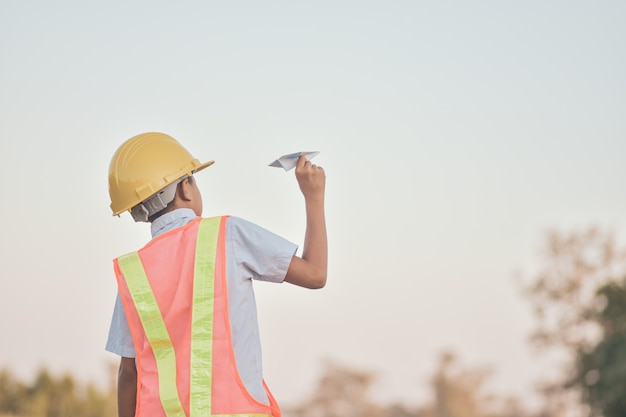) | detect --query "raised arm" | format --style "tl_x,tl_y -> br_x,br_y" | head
285,154 -> 328,289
